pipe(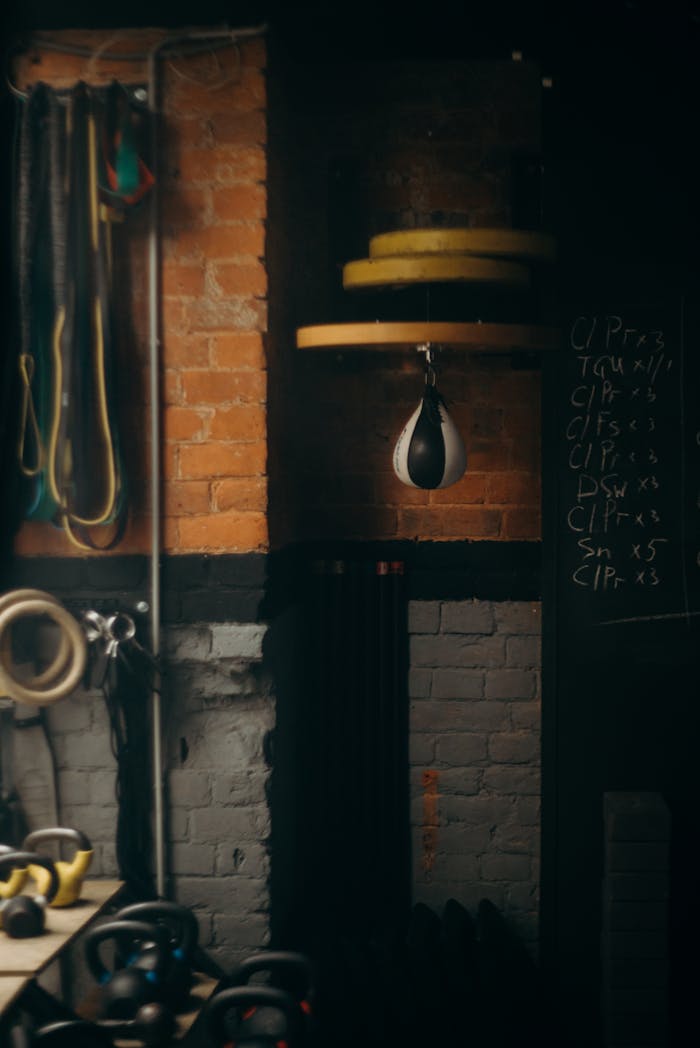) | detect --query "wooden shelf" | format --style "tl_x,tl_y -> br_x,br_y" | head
296,321 -> 560,352
0,976 -> 29,1017
0,879 -> 124,976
